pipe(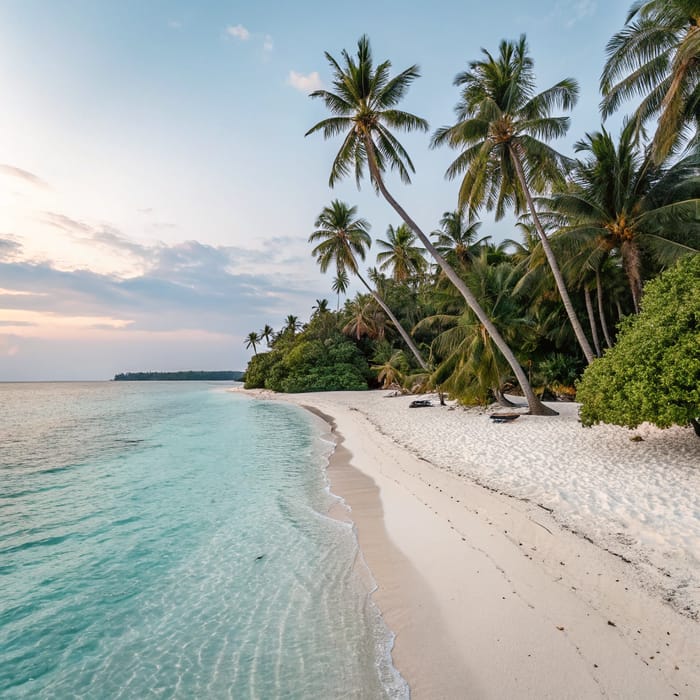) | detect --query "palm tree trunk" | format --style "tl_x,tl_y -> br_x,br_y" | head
621,240 -> 642,313
509,146 -> 596,365
595,269 -> 613,348
356,272 -> 429,371
364,136 -> 556,416
584,285 -> 602,357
